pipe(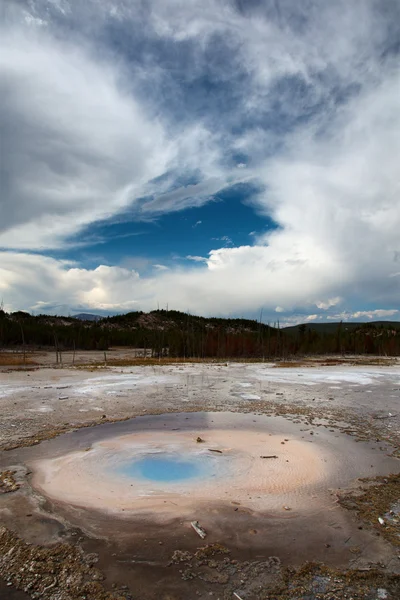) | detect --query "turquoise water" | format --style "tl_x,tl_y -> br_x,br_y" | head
122,455 -> 203,482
